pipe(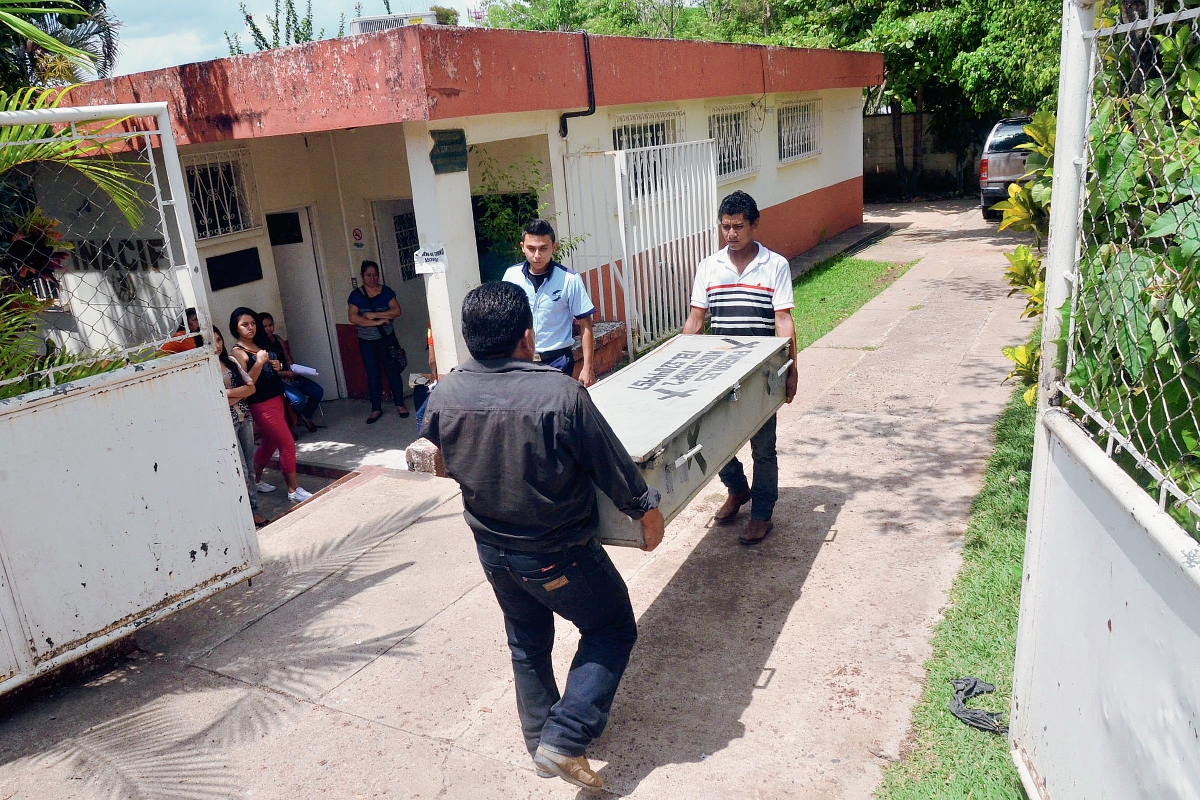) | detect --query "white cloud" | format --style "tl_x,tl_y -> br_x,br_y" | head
113,30 -> 223,76
106,0 -> 479,77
